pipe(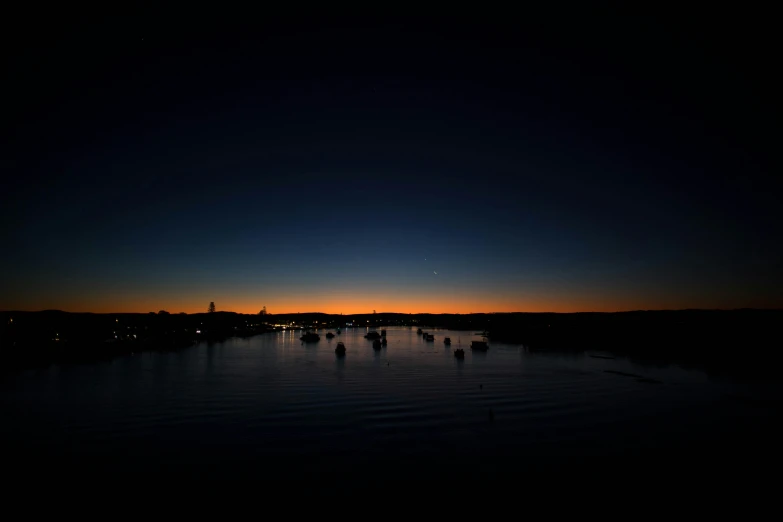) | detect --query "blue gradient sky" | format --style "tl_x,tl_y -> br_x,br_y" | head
2,16 -> 781,313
